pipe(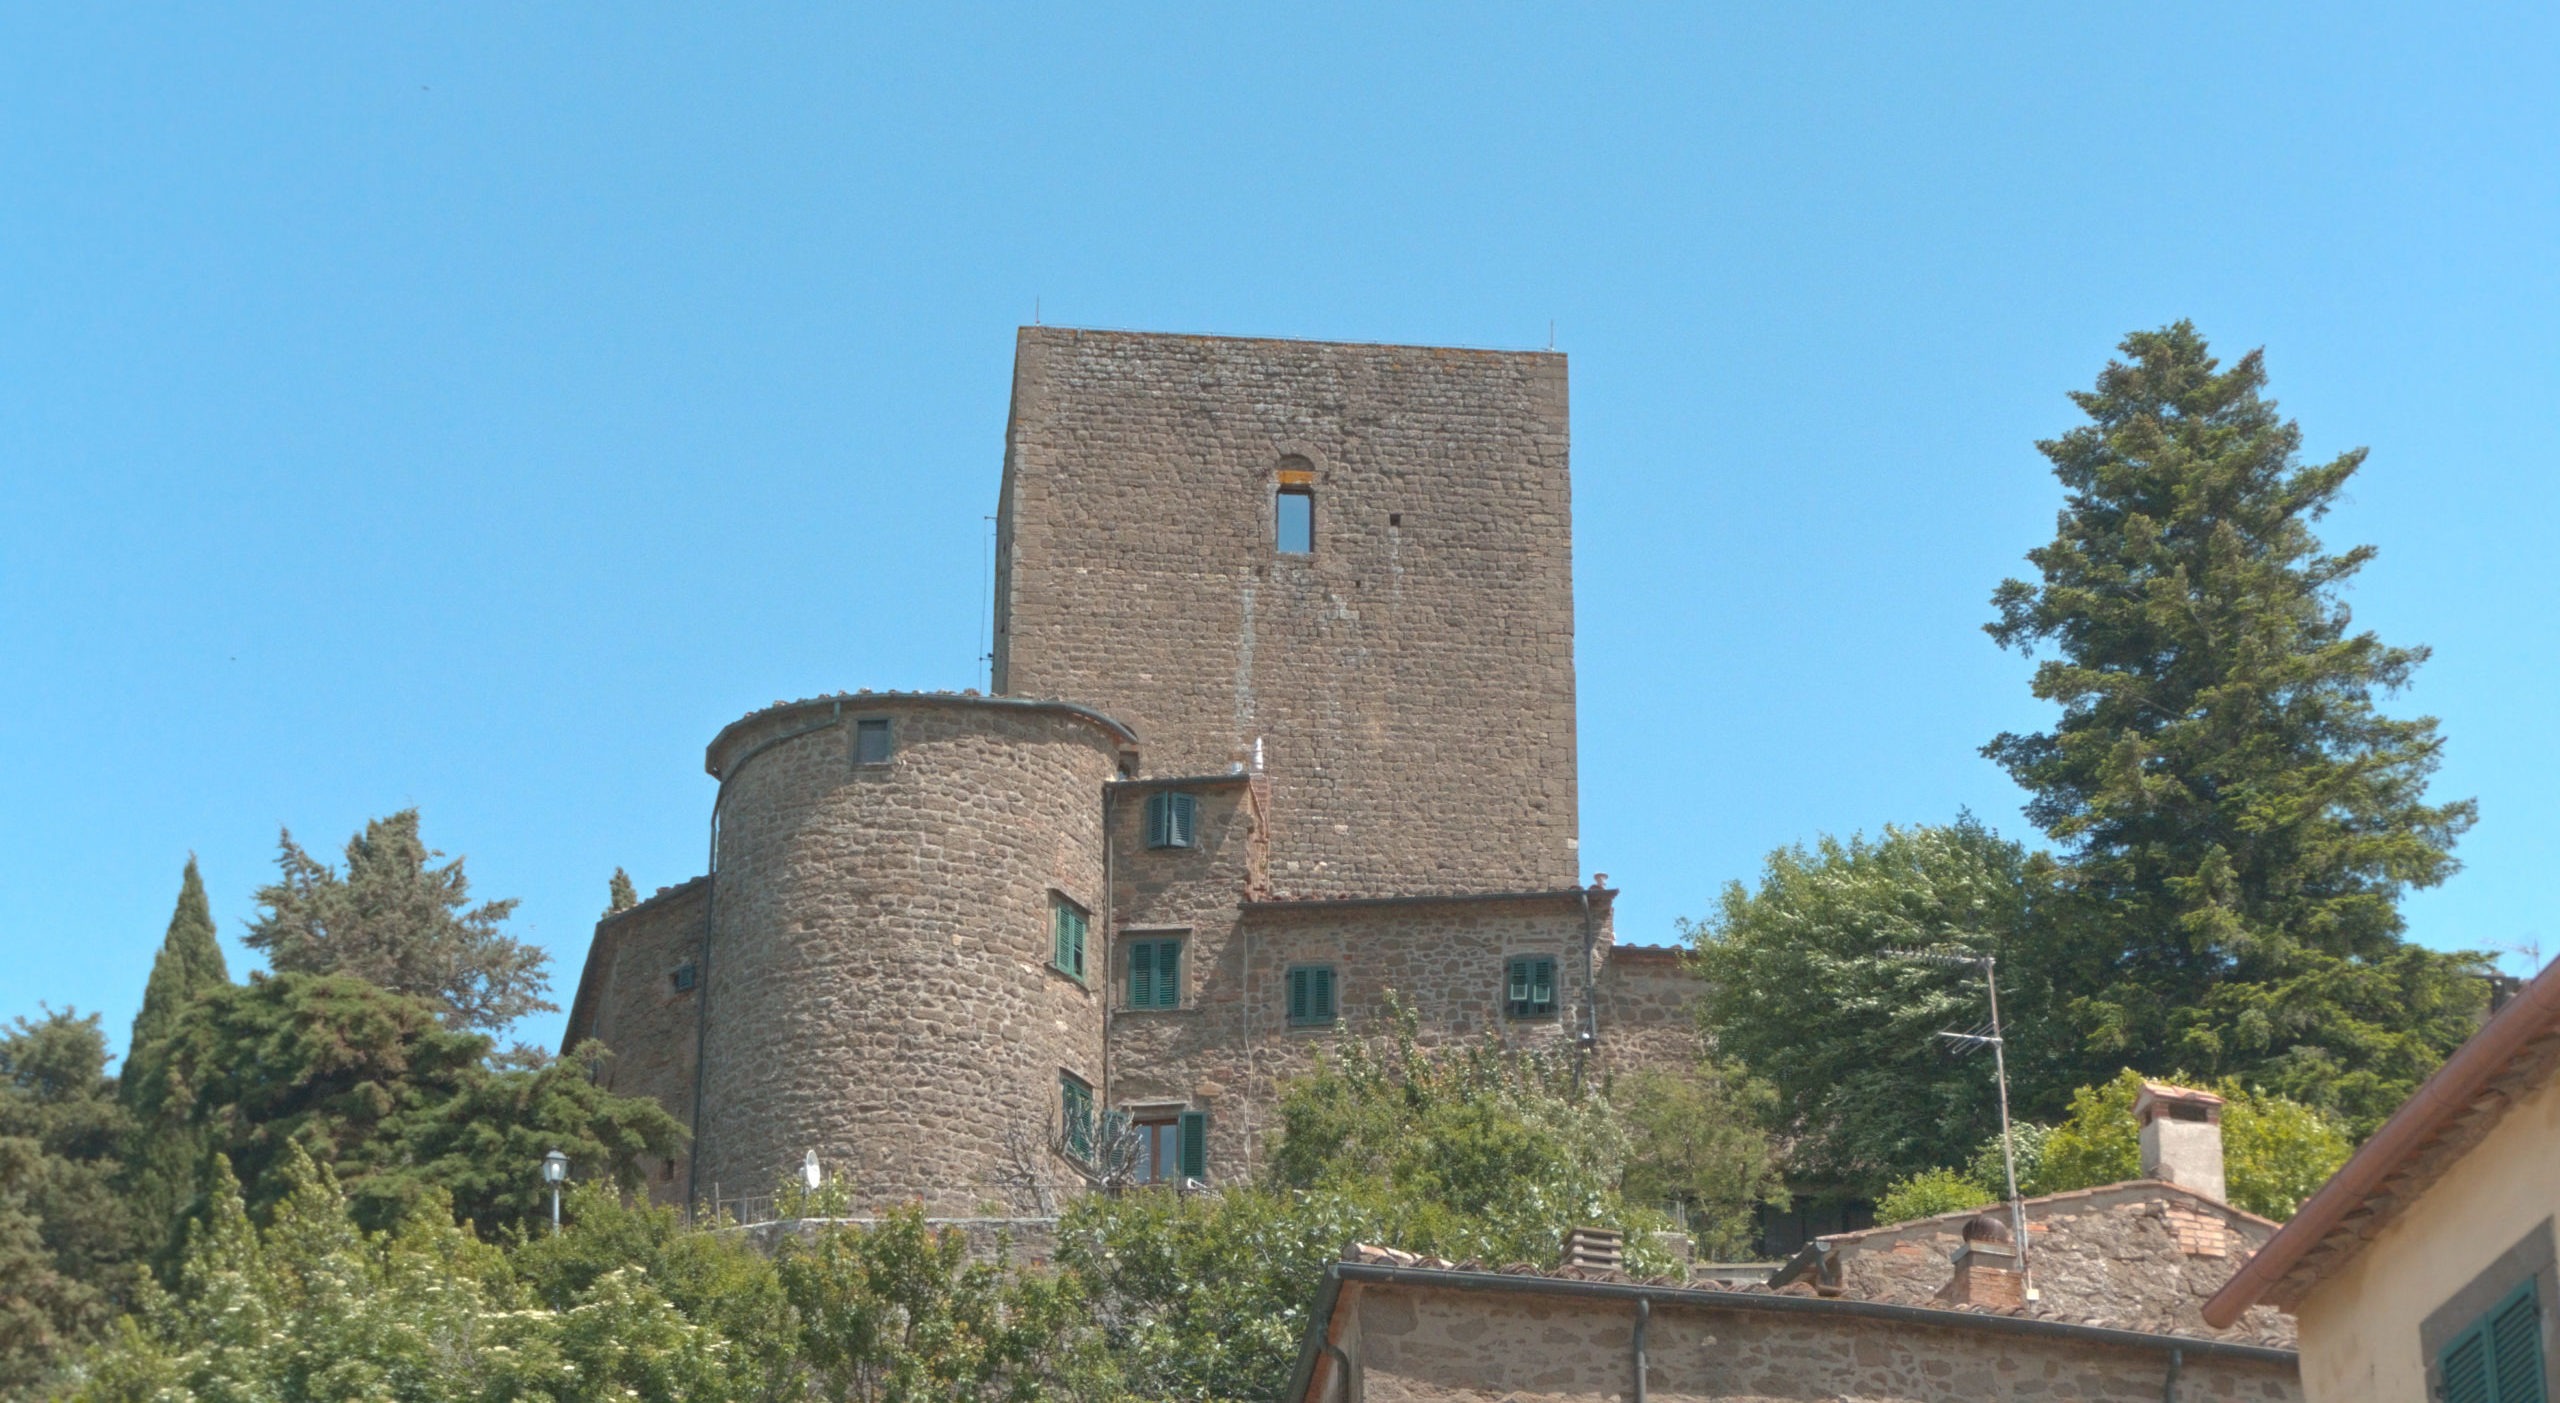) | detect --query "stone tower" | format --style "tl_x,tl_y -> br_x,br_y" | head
992,328 -> 1581,897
